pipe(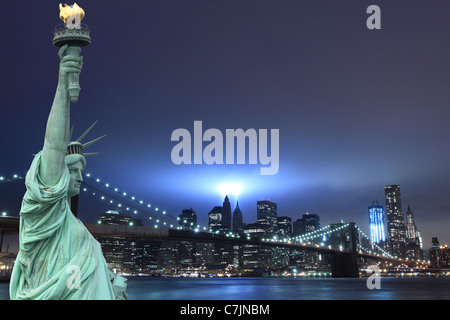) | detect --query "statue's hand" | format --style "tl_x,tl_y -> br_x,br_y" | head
57,44 -> 83,90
